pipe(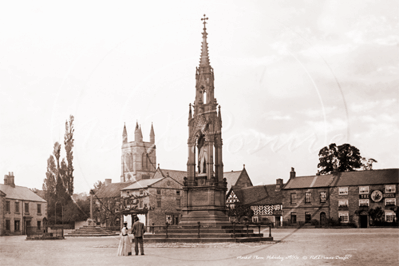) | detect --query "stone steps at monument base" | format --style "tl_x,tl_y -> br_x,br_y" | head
143,236 -> 273,243
154,229 -> 256,234
65,226 -> 116,237
145,233 -> 262,238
